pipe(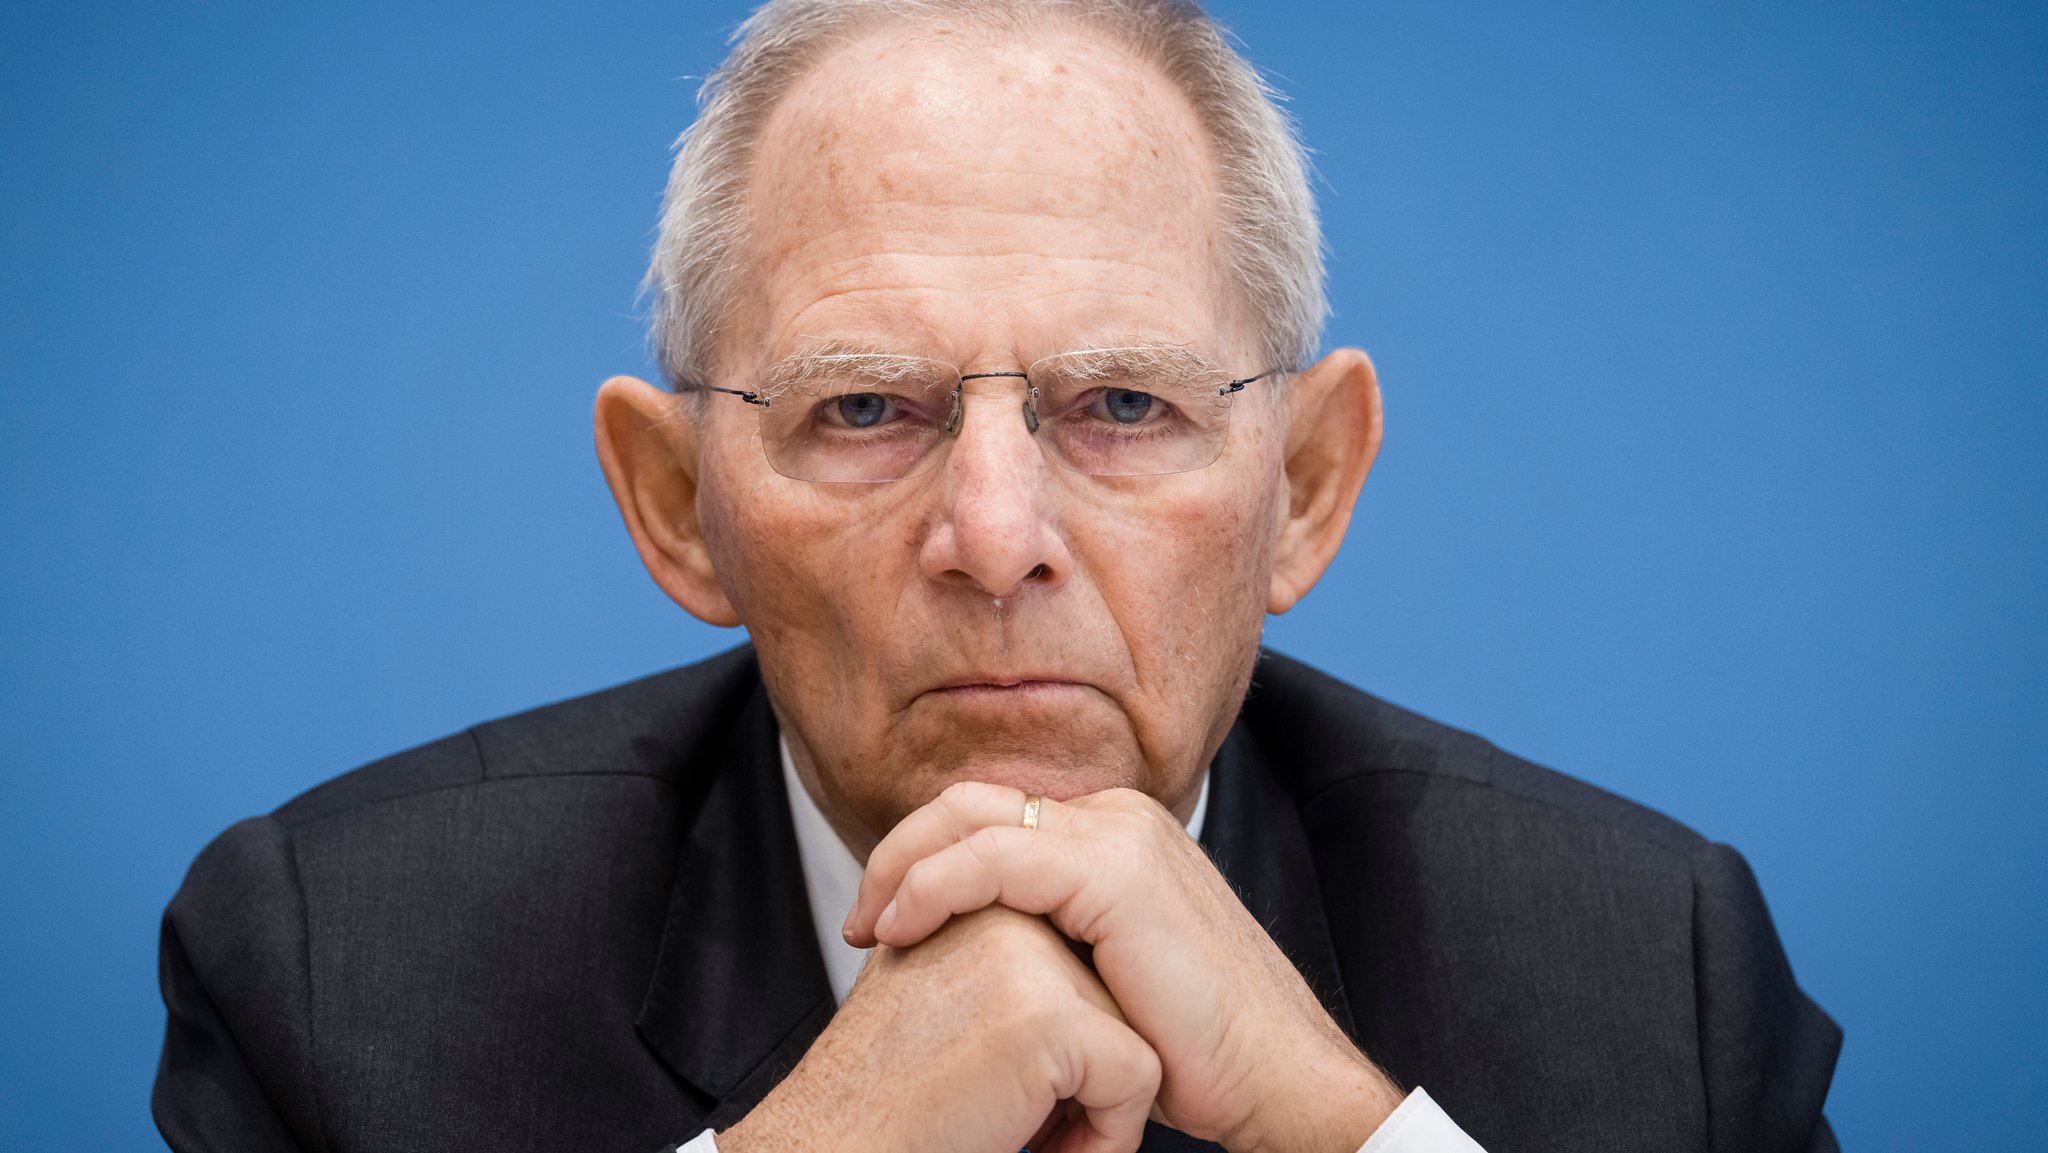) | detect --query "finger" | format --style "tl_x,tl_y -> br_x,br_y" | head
1024,1097 -> 1073,1153
846,780 -> 1068,944
873,825 -> 1107,948
1025,1099 -> 1076,1153
1043,1010 -> 1161,1153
